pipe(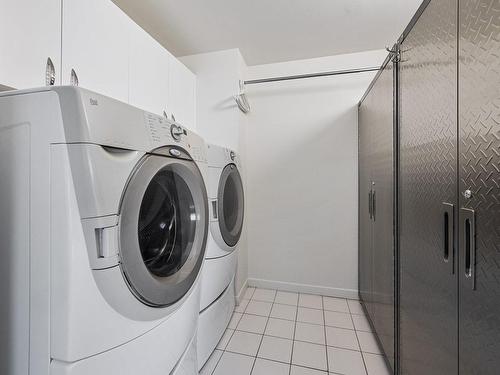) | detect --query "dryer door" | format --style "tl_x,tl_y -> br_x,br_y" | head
119,151 -> 208,307
217,164 -> 244,247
